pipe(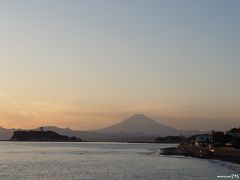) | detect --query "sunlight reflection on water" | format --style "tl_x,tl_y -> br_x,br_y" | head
0,142 -> 239,180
